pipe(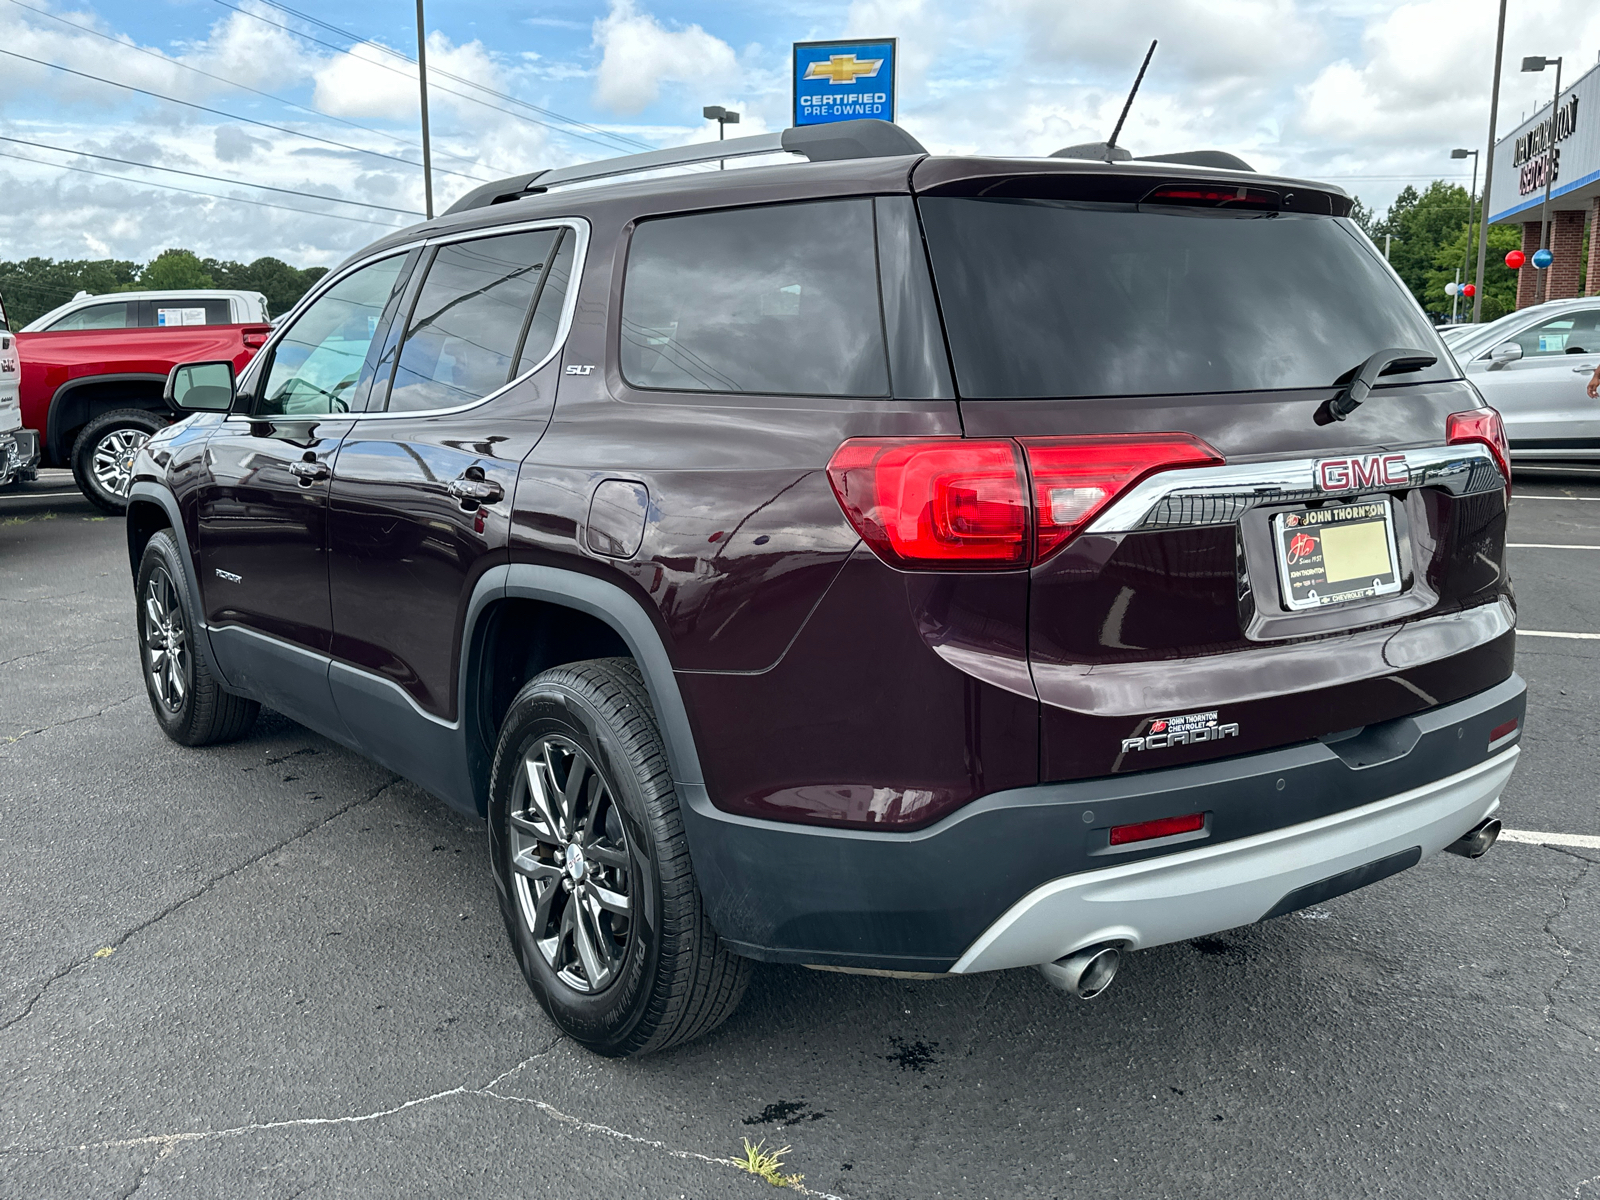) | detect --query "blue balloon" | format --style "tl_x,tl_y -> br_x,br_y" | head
1532,248 -> 1554,269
